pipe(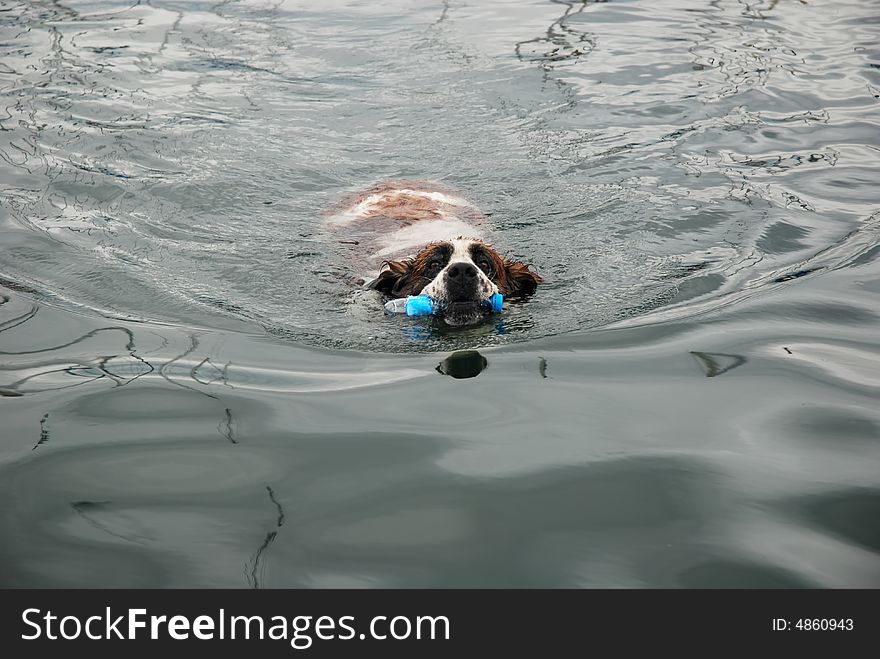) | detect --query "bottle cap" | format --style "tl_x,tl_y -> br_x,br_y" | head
484,293 -> 503,312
